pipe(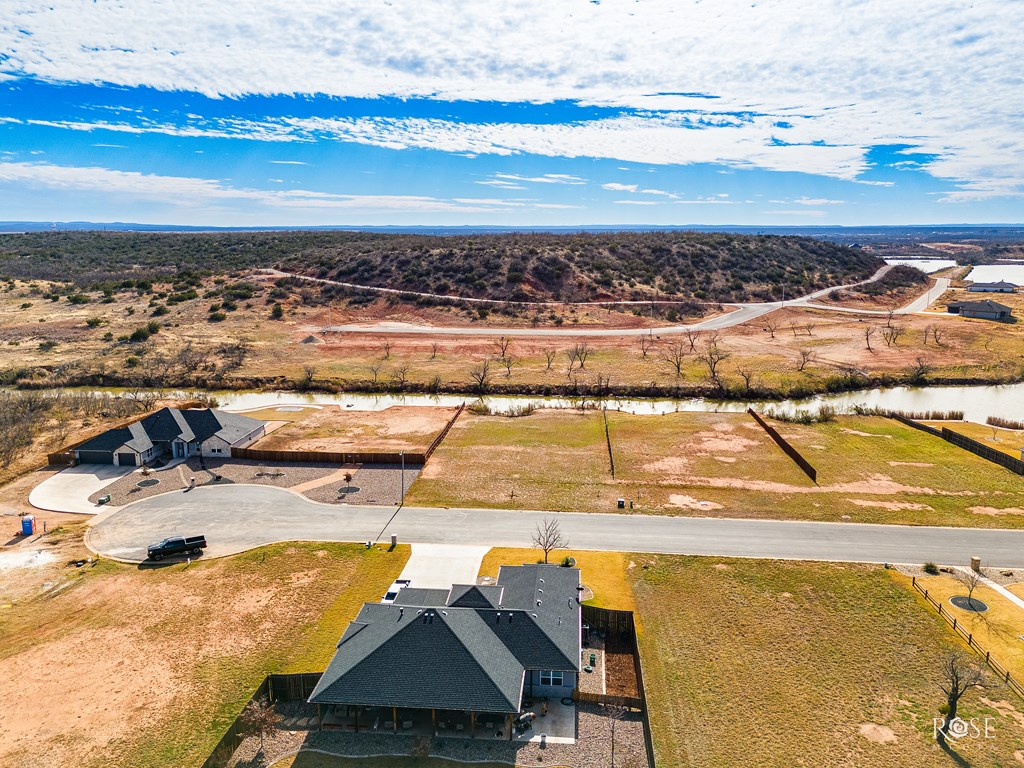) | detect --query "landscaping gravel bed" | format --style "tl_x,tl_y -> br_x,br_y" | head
228,702 -> 649,768
302,463 -> 423,506
578,636 -> 606,695
88,458 -> 339,506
